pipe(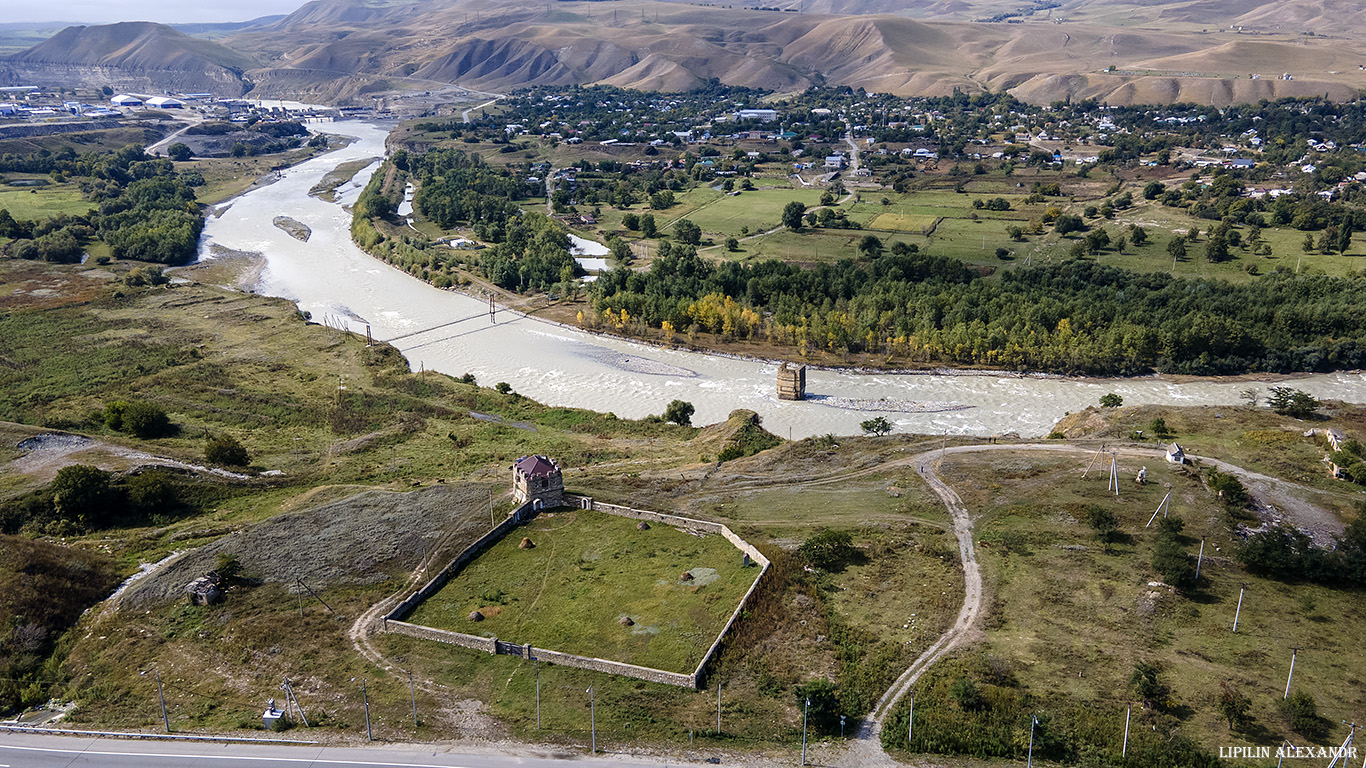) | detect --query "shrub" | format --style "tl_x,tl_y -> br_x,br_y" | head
205,434 -> 250,467
104,400 -> 171,438
1280,690 -> 1328,739
664,399 -> 695,426
795,678 -> 843,735
799,529 -> 858,572
49,465 -> 121,529
860,416 -> 892,436
1100,393 -> 1123,408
